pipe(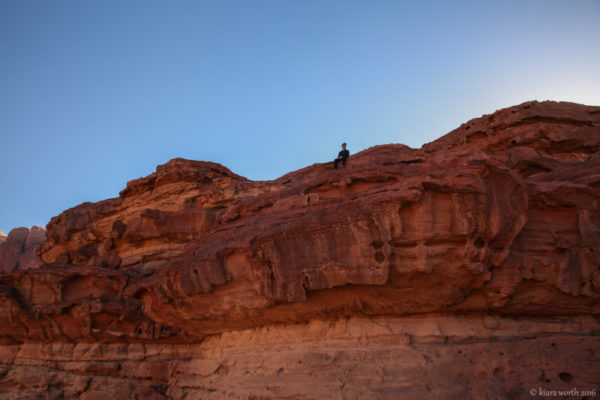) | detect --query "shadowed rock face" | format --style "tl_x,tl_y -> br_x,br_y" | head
1,101 -> 599,399
0,226 -> 45,273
